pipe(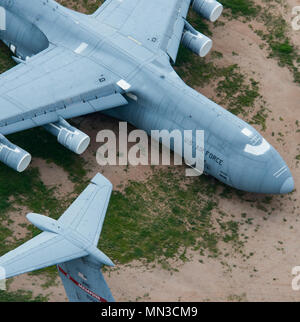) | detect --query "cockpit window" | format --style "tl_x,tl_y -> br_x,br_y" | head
241,127 -> 253,137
